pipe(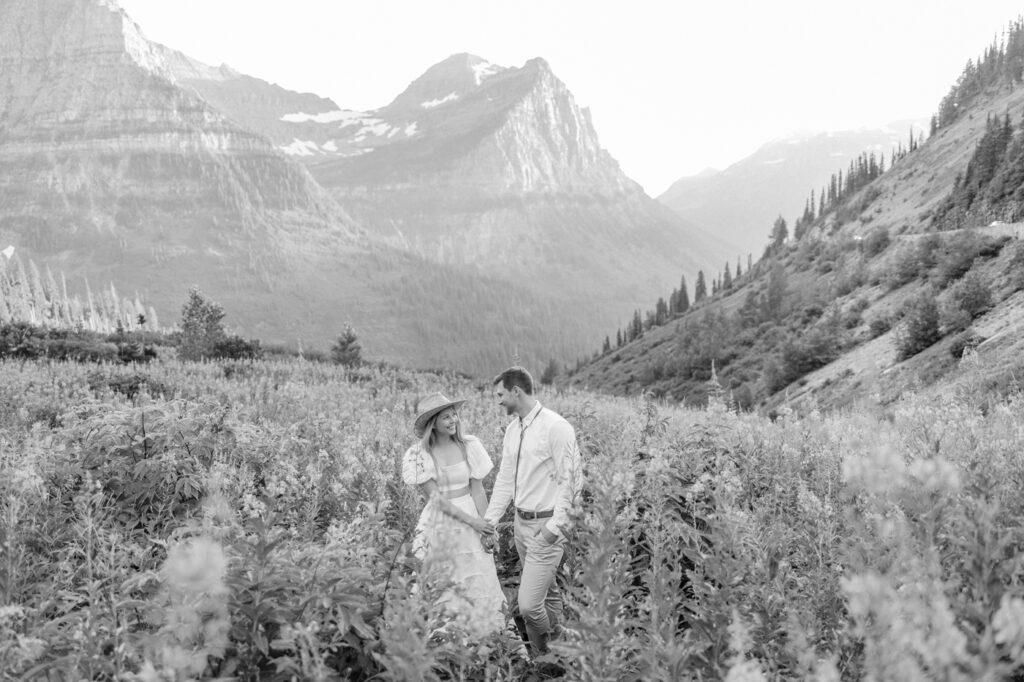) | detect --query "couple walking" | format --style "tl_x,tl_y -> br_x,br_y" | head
400,366 -> 582,656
